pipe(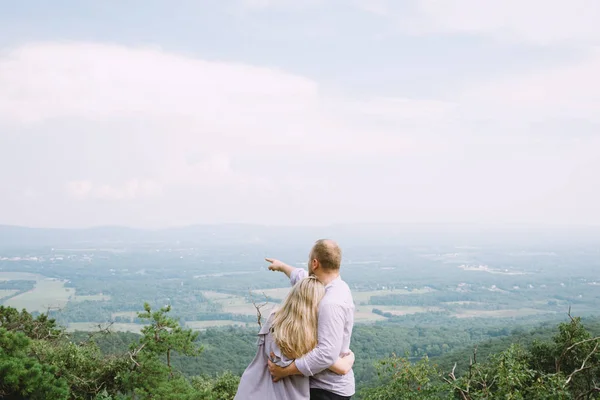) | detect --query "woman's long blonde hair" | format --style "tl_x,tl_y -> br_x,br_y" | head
271,276 -> 325,359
